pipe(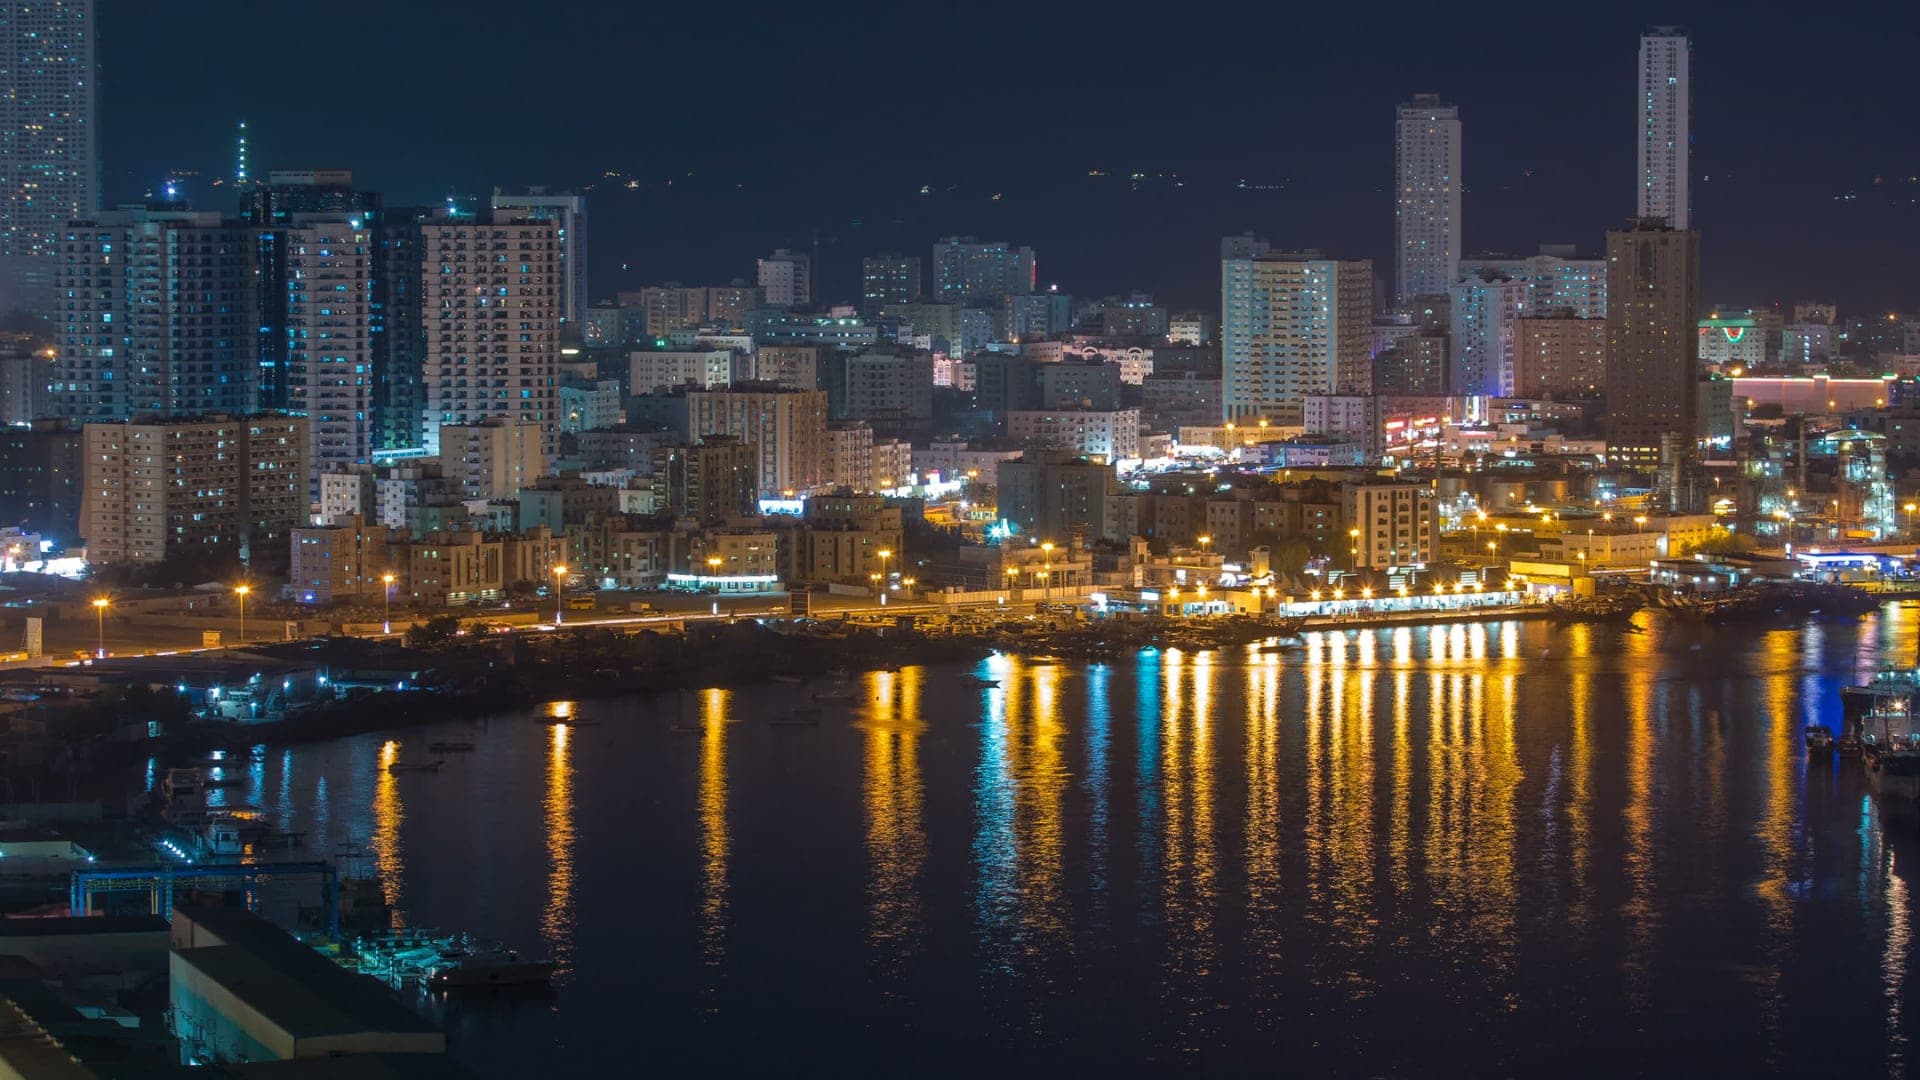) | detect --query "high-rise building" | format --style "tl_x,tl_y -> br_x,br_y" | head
624,284 -> 708,339
861,253 -> 921,315
932,237 -> 1034,303
995,448 -> 1116,541
490,188 -> 587,330
79,414 -> 309,565
1458,246 -> 1607,318
1343,480 -> 1438,570
1638,28 -> 1691,230
284,220 -> 376,493
1449,272 -> 1529,397
1605,219 -> 1699,466
0,419 -> 81,541
706,283 -> 761,328
1394,94 -> 1461,307
757,248 -> 811,308
0,0 -> 98,315
51,208 -> 255,421
1008,291 -> 1074,341
834,351 -> 933,422
1515,317 -> 1608,398
684,384 -> 828,496
1220,246 -> 1372,424
0,344 -> 48,423
437,419 -> 544,500
418,214 -> 561,461
1373,331 -> 1450,395
652,435 -> 758,522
